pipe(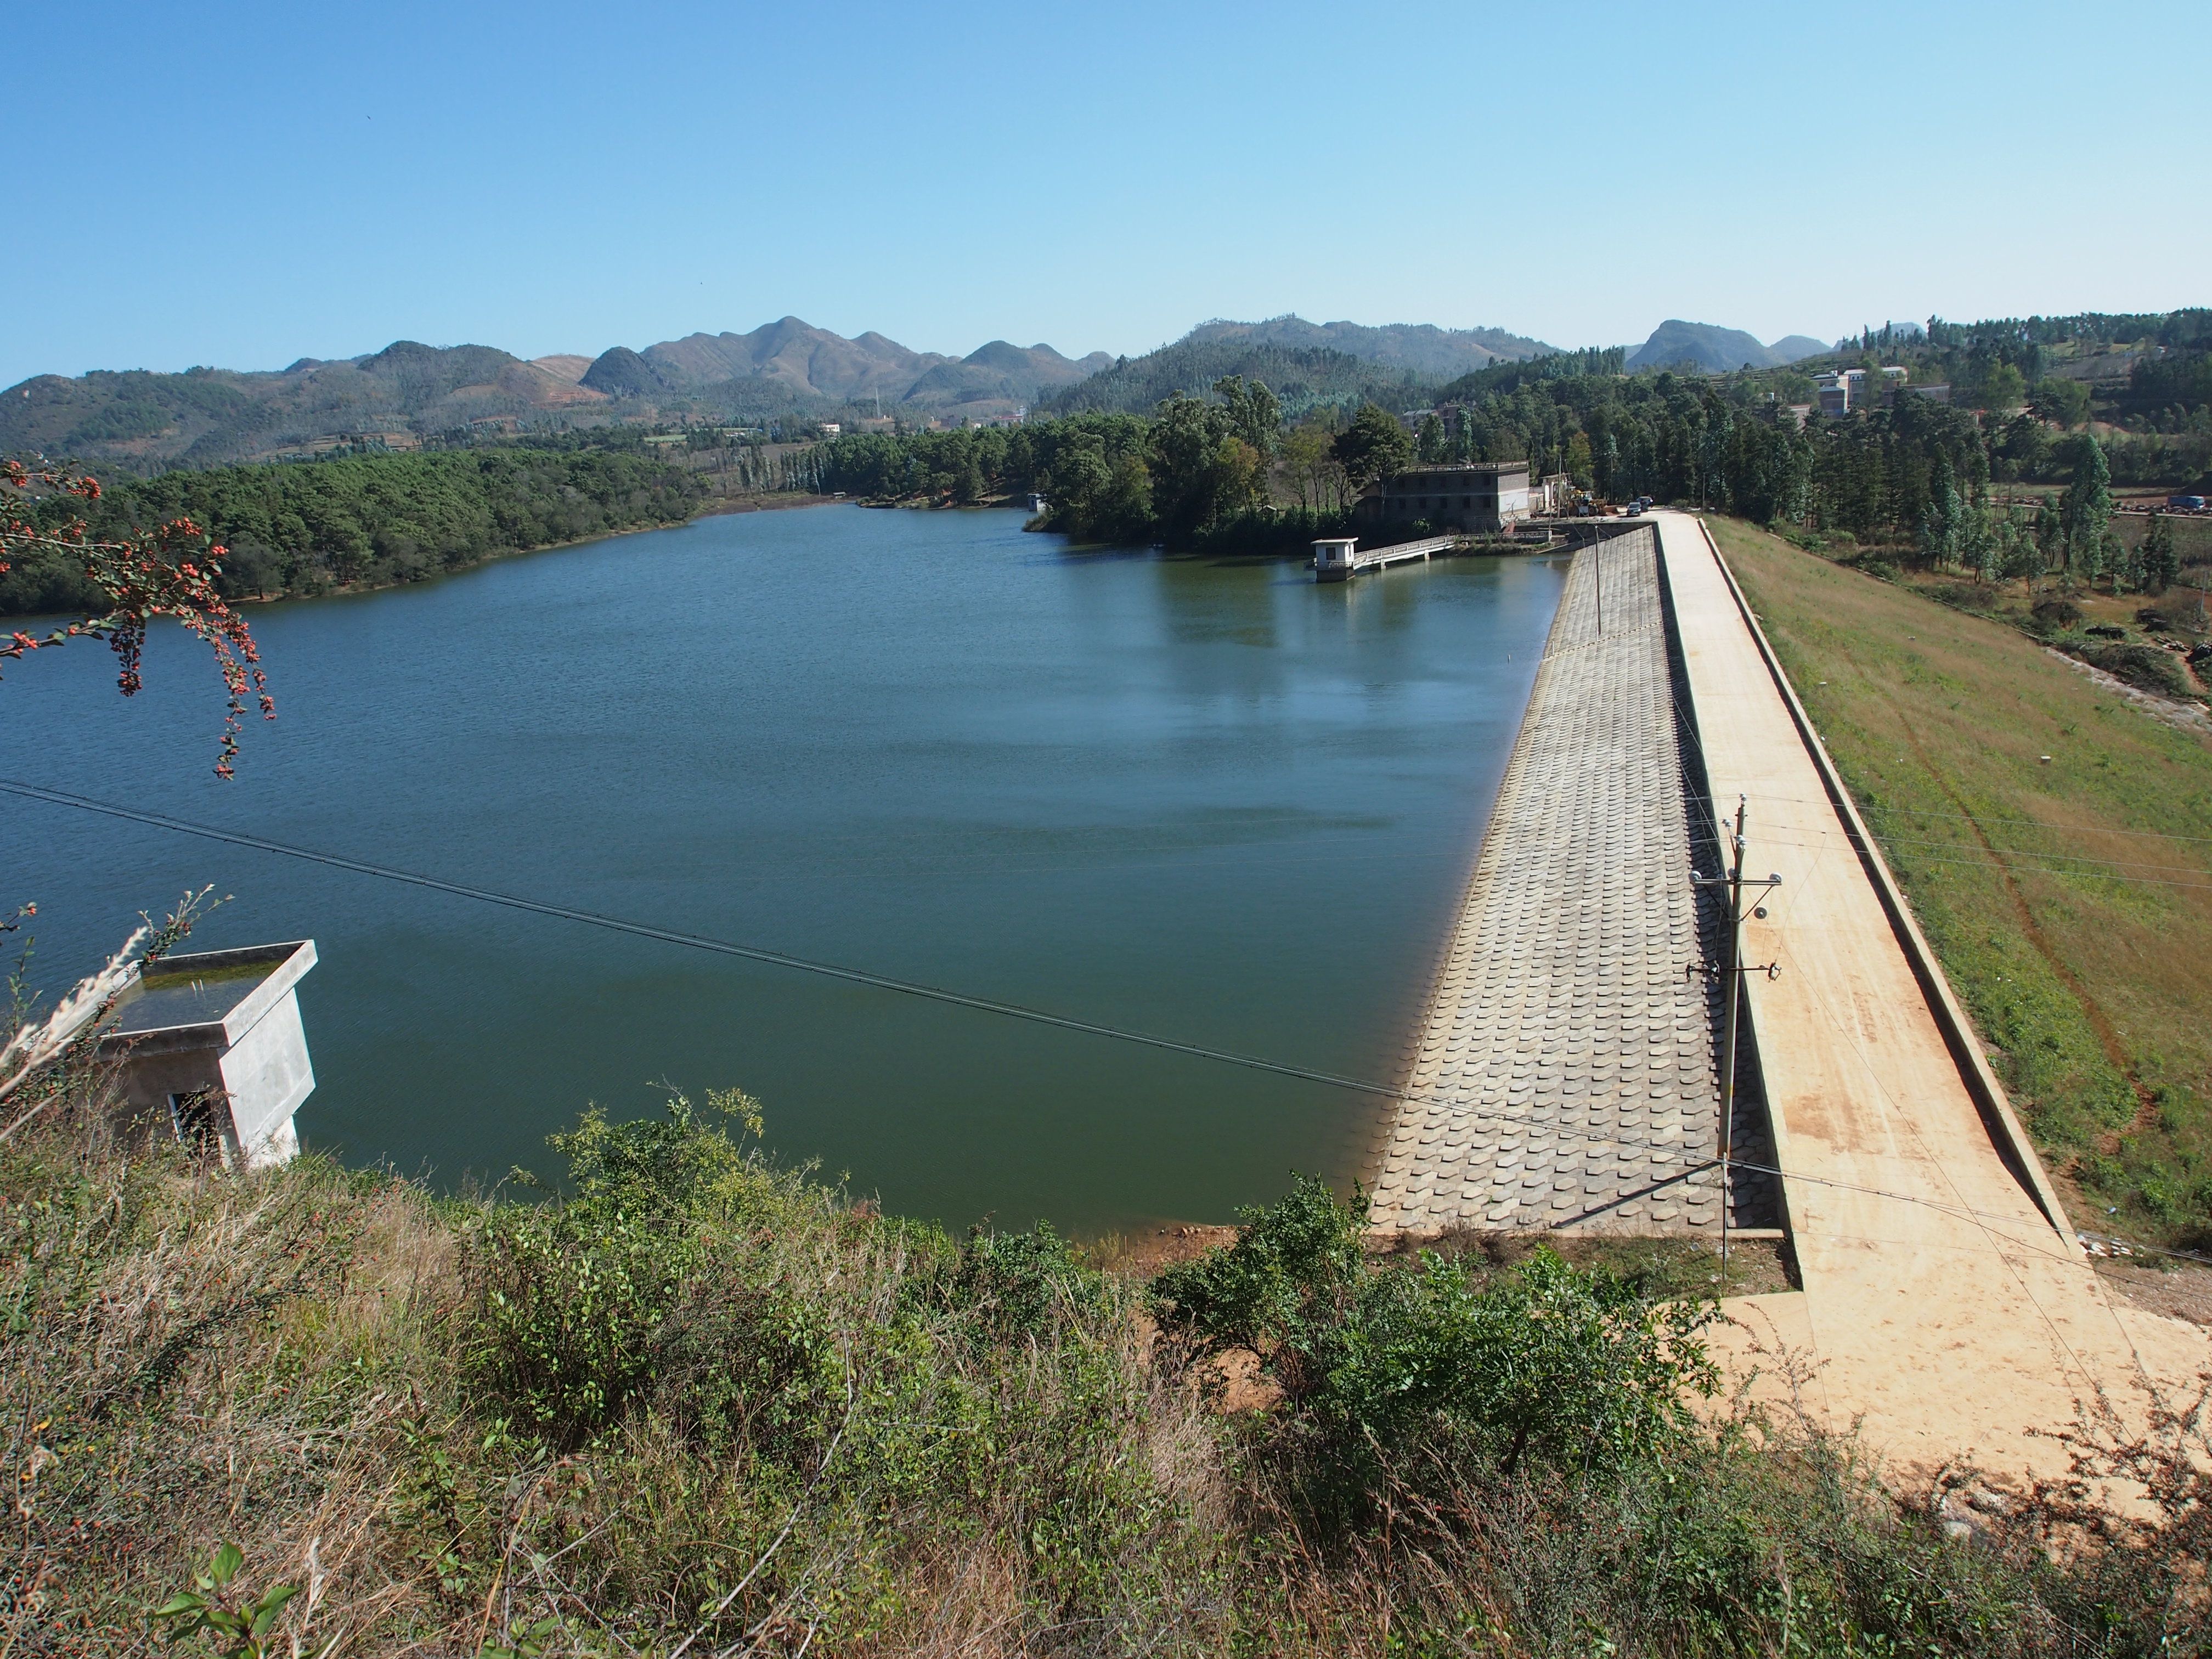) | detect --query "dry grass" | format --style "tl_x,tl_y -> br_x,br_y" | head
3,1066 -> 2205,1655
1710,515 -> 2212,1246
